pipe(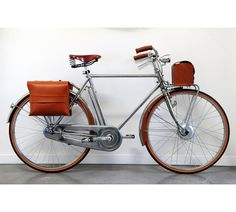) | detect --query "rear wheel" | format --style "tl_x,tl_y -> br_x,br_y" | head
141,89 -> 230,173
9,94 -> 95,173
